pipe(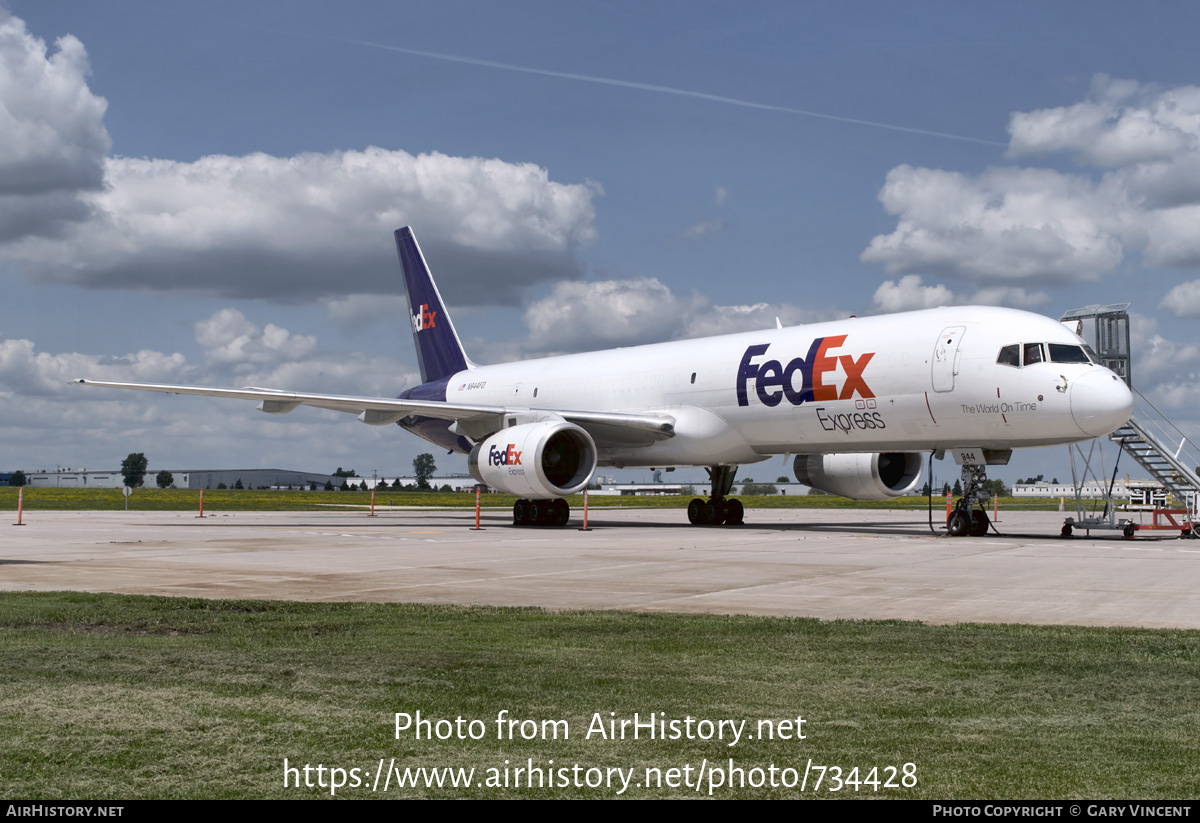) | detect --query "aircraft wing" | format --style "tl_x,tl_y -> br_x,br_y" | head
69,379 -> 676,445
